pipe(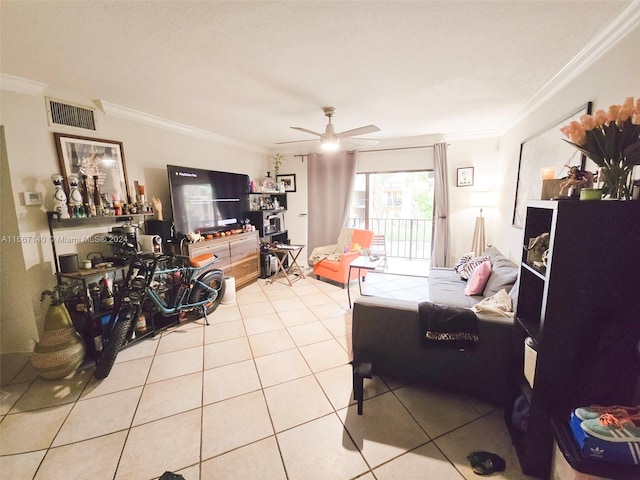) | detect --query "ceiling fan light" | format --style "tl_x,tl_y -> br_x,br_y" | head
321,138 -> 339,151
